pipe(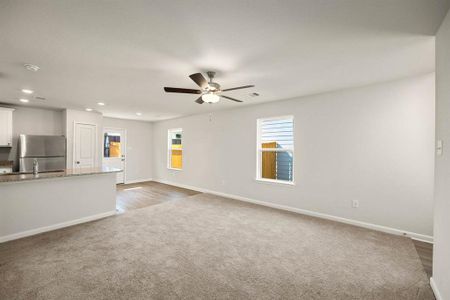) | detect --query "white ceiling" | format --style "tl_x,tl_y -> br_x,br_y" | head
0,0 -> 449,121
